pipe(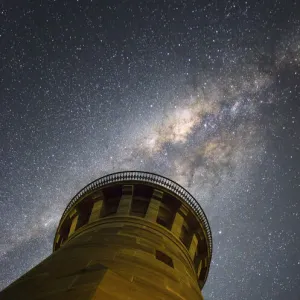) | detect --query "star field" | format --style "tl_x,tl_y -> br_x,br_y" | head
0,1 -> 300,299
